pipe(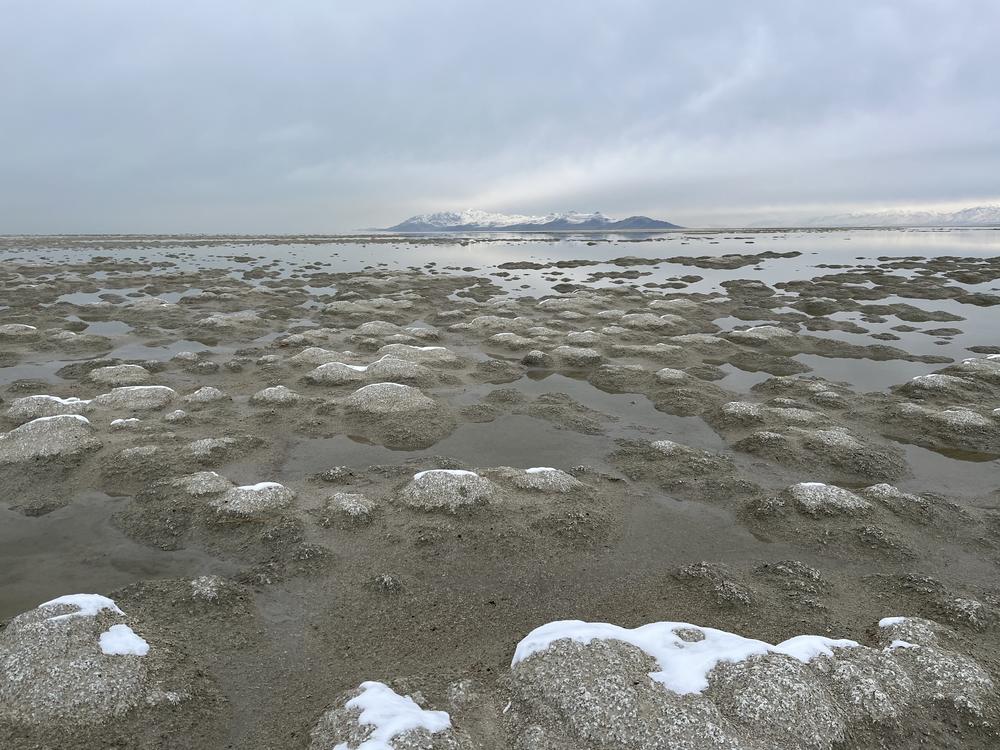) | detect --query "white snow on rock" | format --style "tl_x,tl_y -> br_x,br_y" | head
499,466 -> 584,493
305,361 -> 368,385
509,615 -> 996,749
110,417 -> 142,430
375,343 -> 460,366
303,355 -> 433,386
40,593 -> 124,621
288,346 -> 350,366
0,592 -> 161,725
99,624 -> 150,656
28,414 -> 90,425
401,470 -> 496,511
211,481 -> 295,516
878,616 -> 909,628
172,471 -> 233,496
0,414 -> 101,464
788,482 -> 873,515
6,394 -> 92,422
412,469 -> 480,480
336,681 -> 451,750
0,323 -> 39,337
513,619 -> 859,695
